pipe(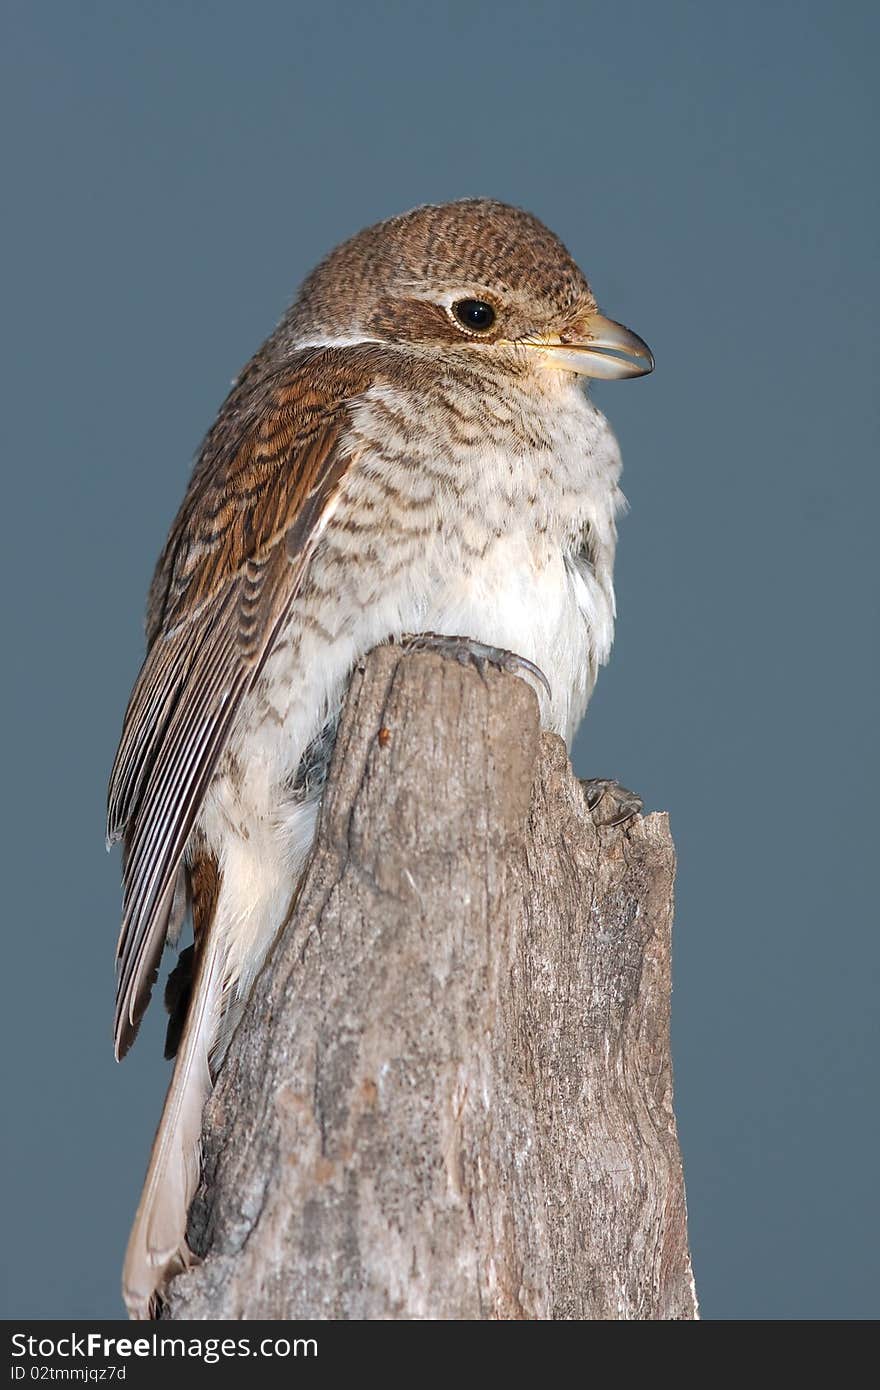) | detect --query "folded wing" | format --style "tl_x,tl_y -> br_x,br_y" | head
107,347 -> 378,1058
